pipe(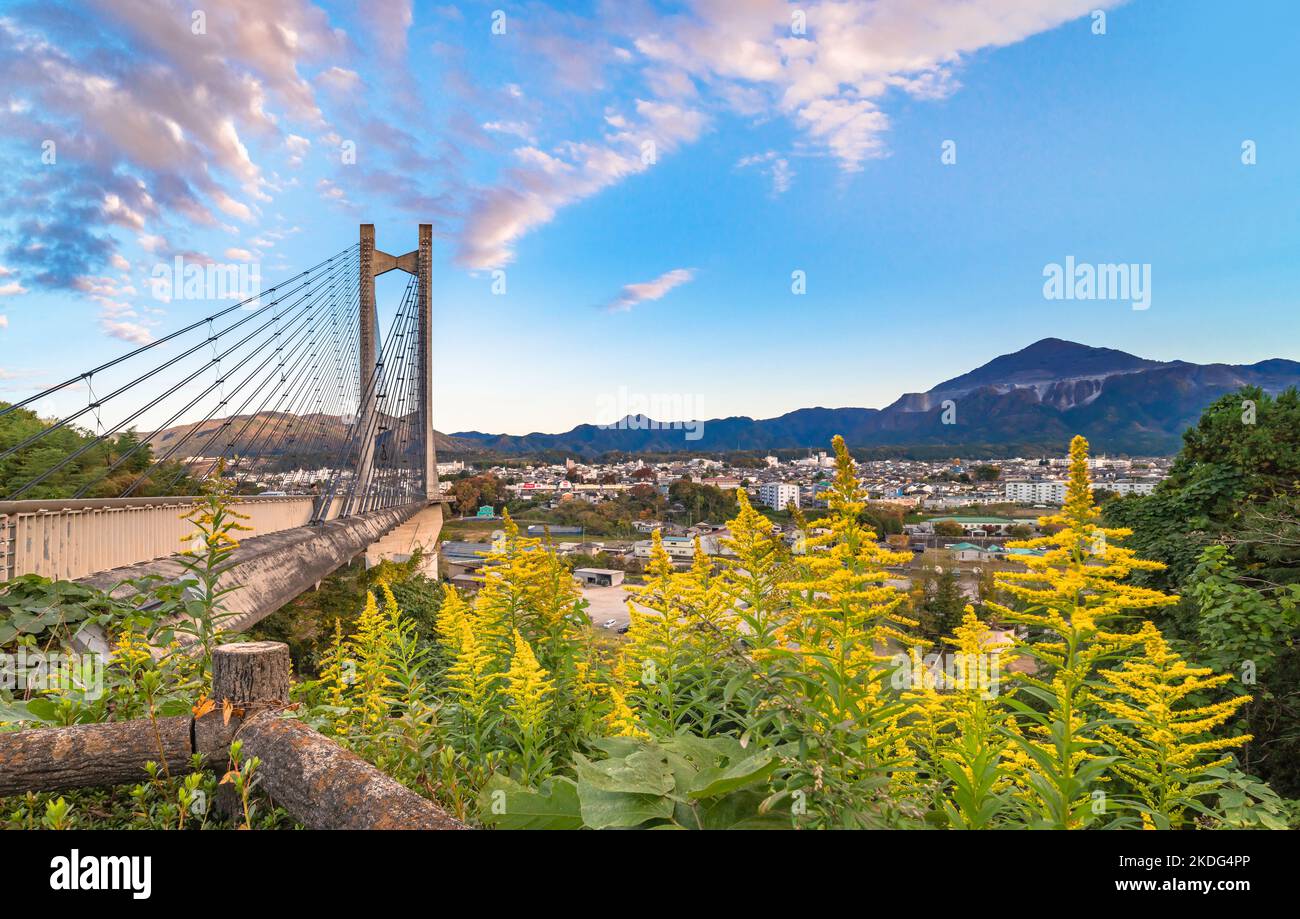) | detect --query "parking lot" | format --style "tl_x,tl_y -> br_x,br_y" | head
581,585 -> 633,632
